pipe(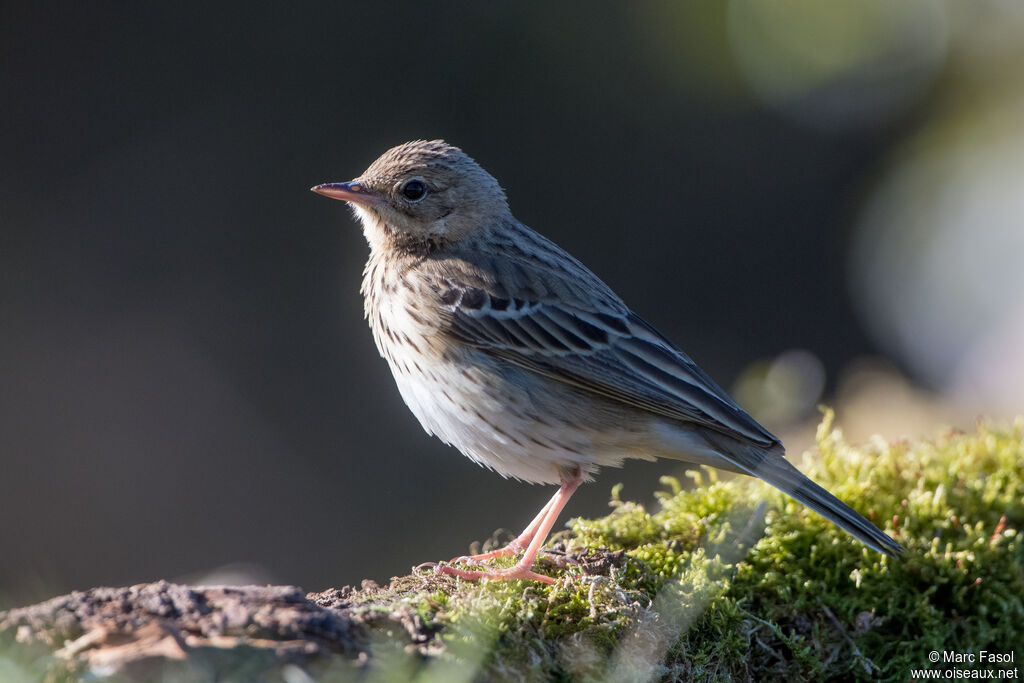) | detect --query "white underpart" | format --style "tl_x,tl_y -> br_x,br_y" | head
371,289 -> 652,484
